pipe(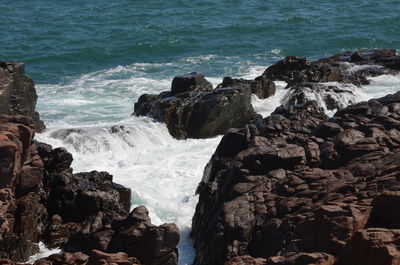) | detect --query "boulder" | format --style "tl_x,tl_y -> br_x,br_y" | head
134,74 -> 260,139
336,228 -> 400,265
65,206 -> 180,265
170,72 -> 213,96
218,76 -> 276,99
0,61 -> 45,132
266,252 -> 335,265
